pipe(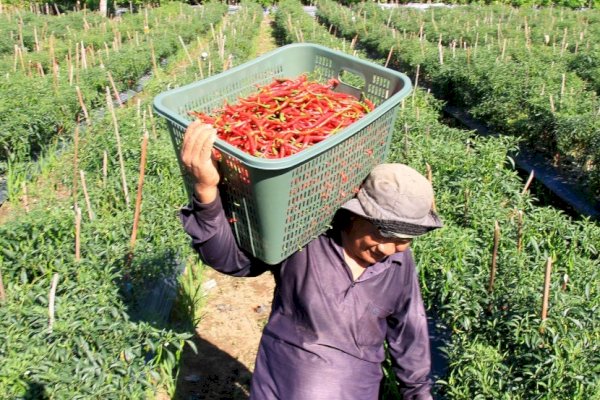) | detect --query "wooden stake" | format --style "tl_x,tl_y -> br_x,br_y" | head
79,170 -> 94,221
48,273 -> 59,333
550,94 -> 555,113
75,86 -> 90,125
75,206 -> 81,261
130,132 -> 149,249
541,257 -> 553,323
72,124 -> 79,206
107,71 -> 122,108
106,87 -> 130,207
488,221 -> 500,294
412,64 -> 420,102
384,46 -> 394,68
426,162 -> 437,212
149,39 -> 158,76
102,150 -> 108,188
517,210 -> 524,253
147,105 -> 157,139
0,267 -> 6,302
560,73 -> 566,99
178,35 -> 193,64
22,182 -> 29,212
521,170 -> 535,195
